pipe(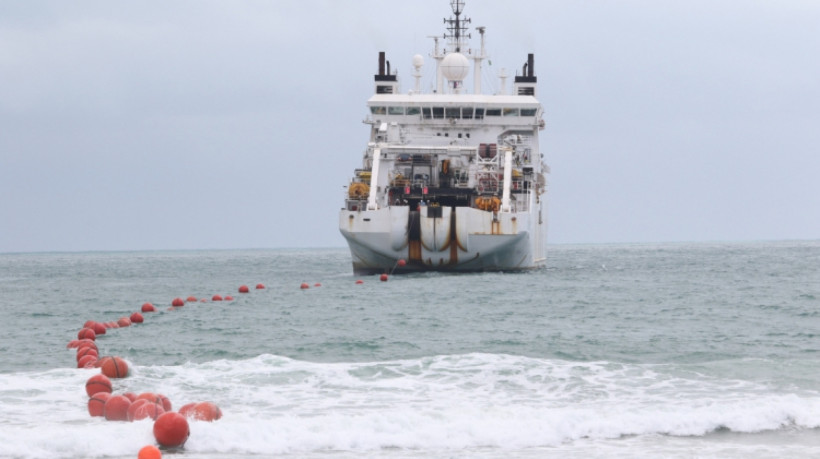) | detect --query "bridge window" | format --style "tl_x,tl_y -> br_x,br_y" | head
474,108 -> 485,119
422,107 -> 432,119
370,106 -> 386,115
503,108 -> 519,116
388,106 -> 405,115
521,108 -> 537,116
461,107 -> 474,119
485,108 -> 501,116
432,107 -> 444,119
406,107 -> 421,116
